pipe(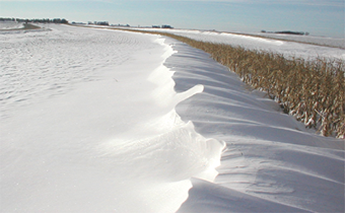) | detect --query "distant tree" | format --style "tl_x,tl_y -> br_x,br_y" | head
0,17 -> 69,24
162,25 -> 173,29
93,21 -> 109,26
